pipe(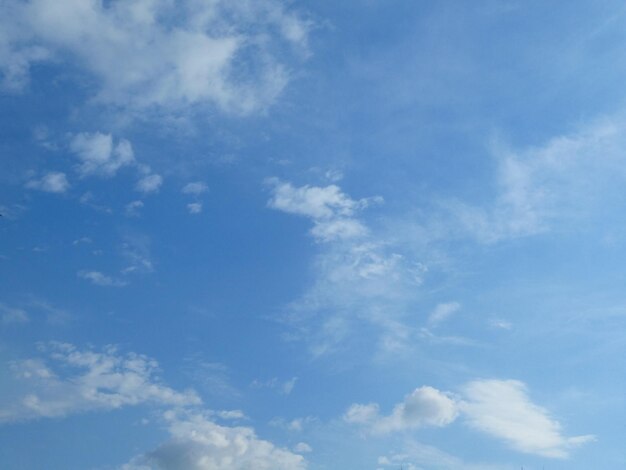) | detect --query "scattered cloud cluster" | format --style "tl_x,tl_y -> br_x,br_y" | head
182,181 -> 209,214
345,379 -> 594,459
122,410 -> 307,470
25,132 -> 163,202
0,0 -> 310,115
1,343 -> 309,468
78,232 -> 154,287
251,376 -> 298,395
70,132 -> 163,193
0,343 -> 200,422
